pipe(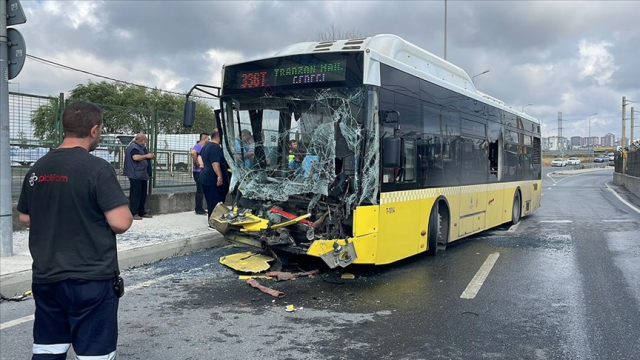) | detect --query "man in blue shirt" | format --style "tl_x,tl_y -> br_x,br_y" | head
234,129 -> 255,167
123,134 -> 155,220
